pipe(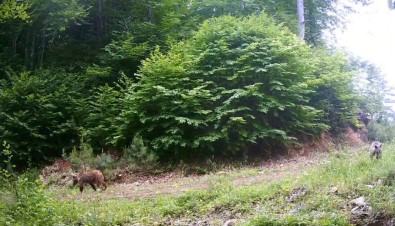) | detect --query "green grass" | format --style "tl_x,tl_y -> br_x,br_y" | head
1,144 -> 395,225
